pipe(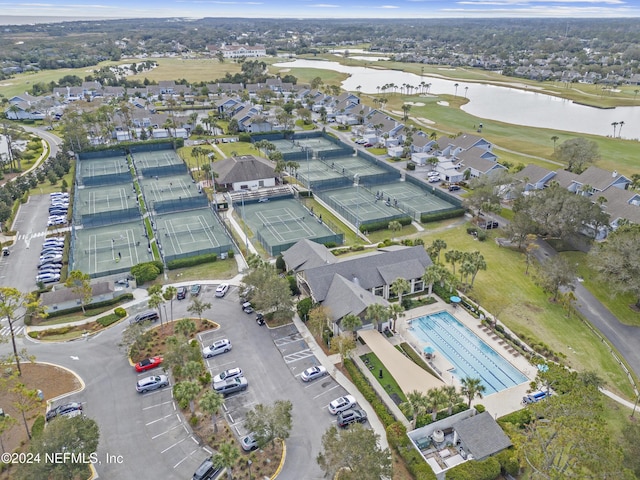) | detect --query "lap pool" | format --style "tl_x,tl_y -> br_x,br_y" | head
411,311 -> 528,395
